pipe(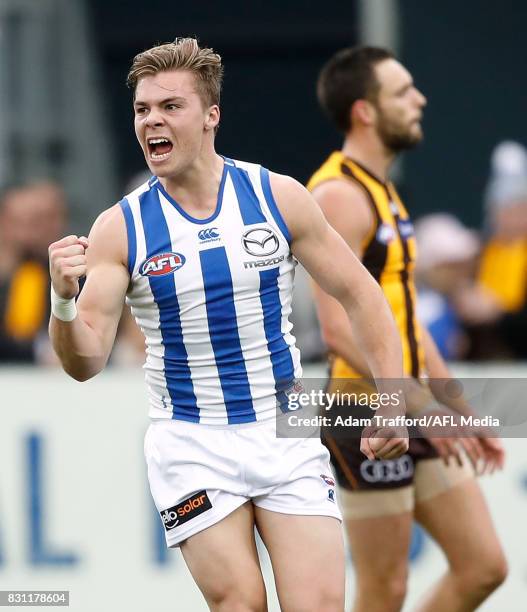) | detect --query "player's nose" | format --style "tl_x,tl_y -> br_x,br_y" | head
415,88 -> 427,108
145,107 -> 165,127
